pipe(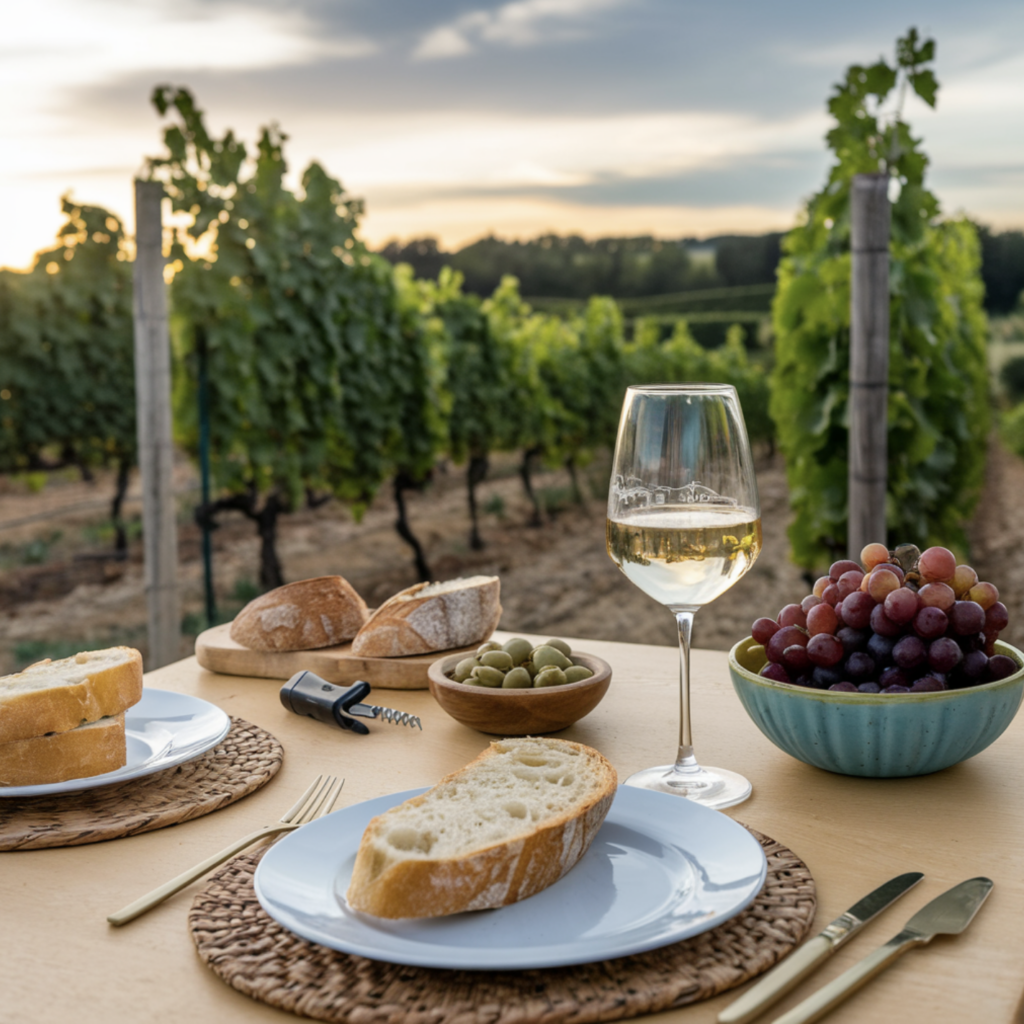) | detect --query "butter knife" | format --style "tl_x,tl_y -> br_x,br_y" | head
771,876 -> 993,1024
718,871 -> 923,1024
